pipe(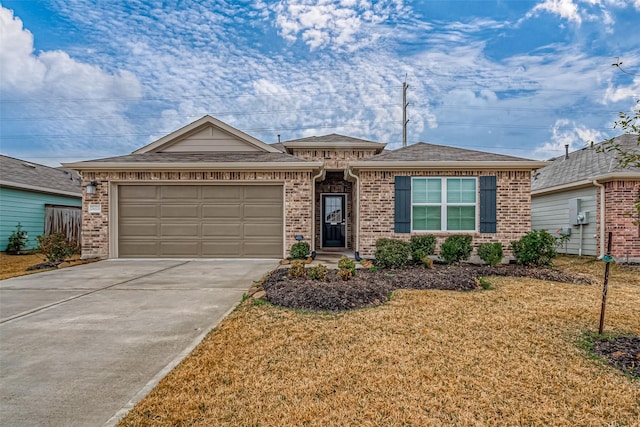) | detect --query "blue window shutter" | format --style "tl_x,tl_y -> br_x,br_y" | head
394,176 -> 411,233
479,176 -> 497,233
